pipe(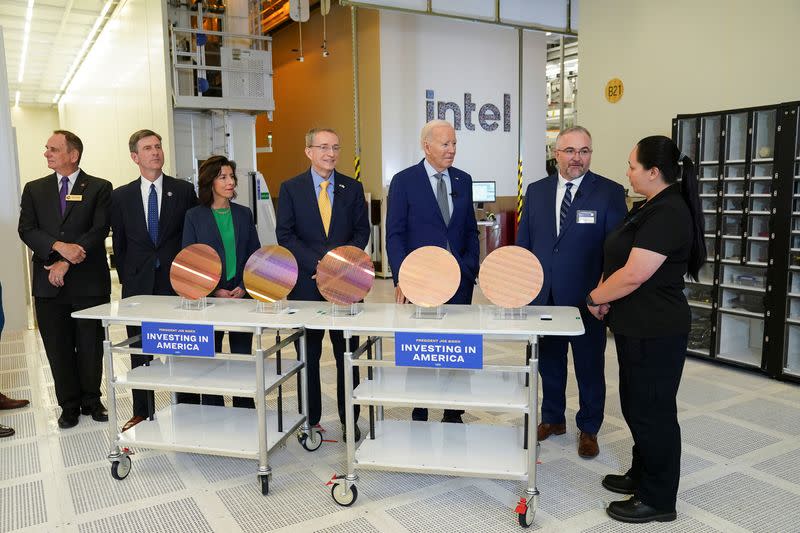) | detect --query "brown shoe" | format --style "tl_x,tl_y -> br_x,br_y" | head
121,415 -> 146,433
0,392 -> 30,410
578,431 -> 599,458
537,422 -> 566,441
